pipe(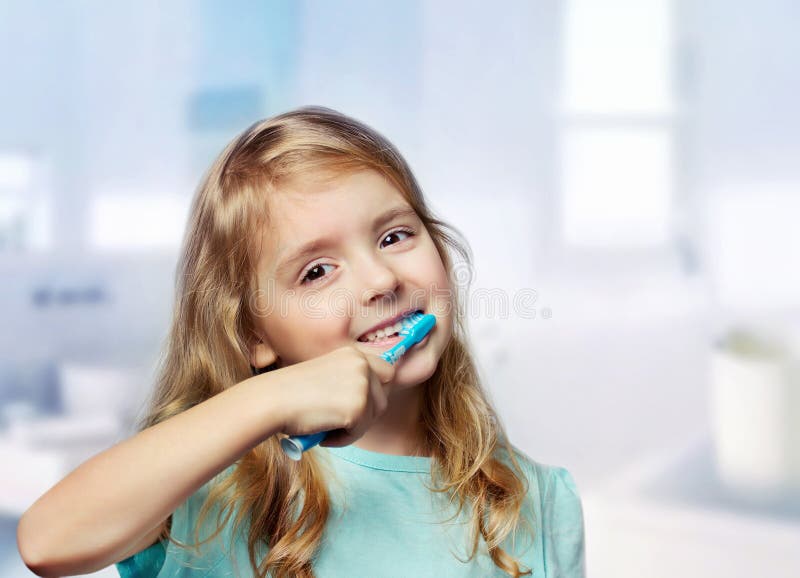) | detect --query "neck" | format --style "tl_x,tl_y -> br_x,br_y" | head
352,384 -> 430,457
